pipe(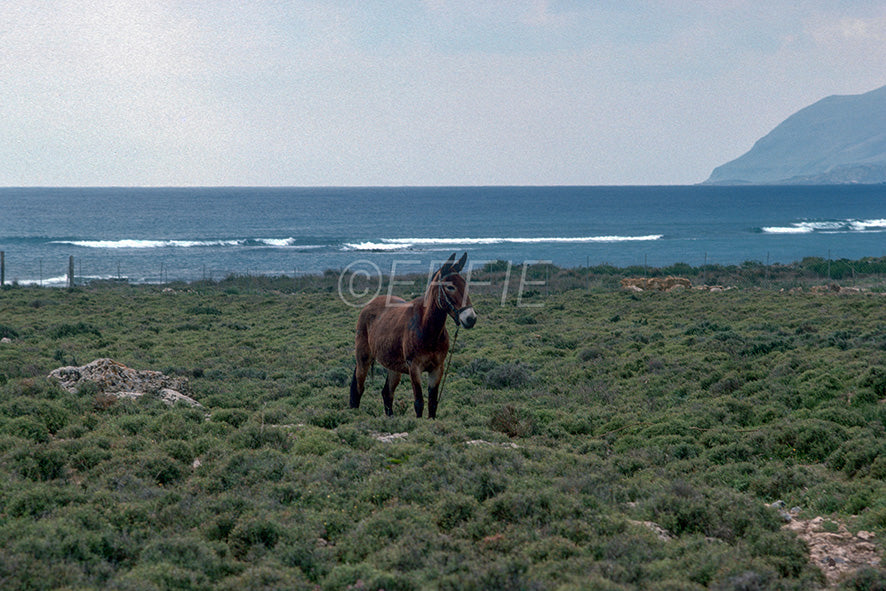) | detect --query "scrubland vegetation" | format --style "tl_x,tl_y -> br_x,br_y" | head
1,260 -> 885,590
